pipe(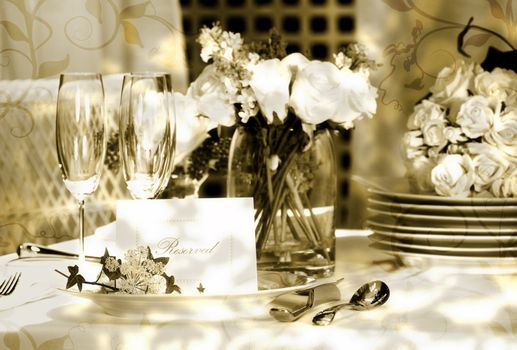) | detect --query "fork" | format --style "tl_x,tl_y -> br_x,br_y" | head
0,273 -> 21,296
